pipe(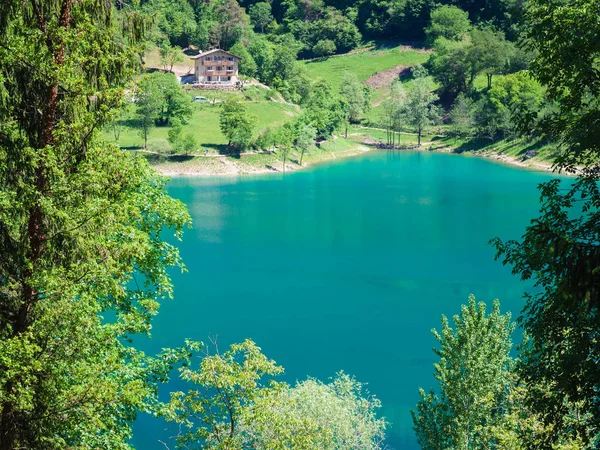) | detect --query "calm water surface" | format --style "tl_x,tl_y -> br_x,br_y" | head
133,151 -> 556,449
